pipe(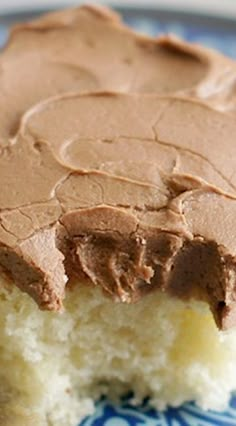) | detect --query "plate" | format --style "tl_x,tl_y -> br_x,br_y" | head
81,396 -> 236,425
1,6 -> 236,426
